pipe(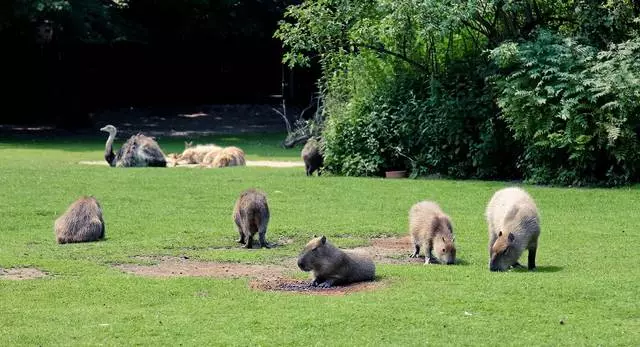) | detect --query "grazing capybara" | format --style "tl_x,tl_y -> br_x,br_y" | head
54,196 -> 105,244
408,201 -> 457,265
301,137 -> 324,176
204,146 -> 246,168
297,235 -> 376,288
486,187 -> 541,272
233,188 -> 270,248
